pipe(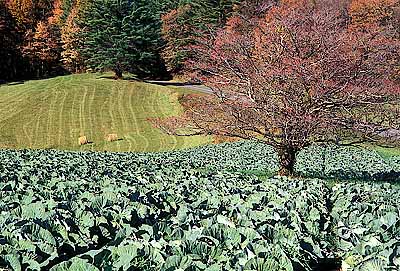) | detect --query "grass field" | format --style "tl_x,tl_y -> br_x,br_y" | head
0,73 -> 210,152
